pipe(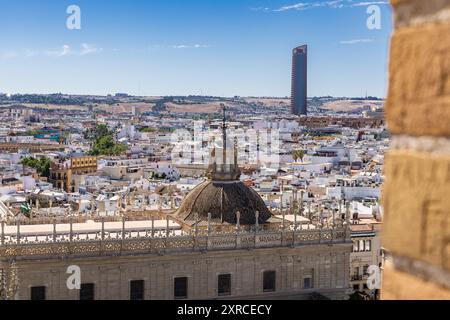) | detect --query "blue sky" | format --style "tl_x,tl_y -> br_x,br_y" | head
0,0 -> 392,97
